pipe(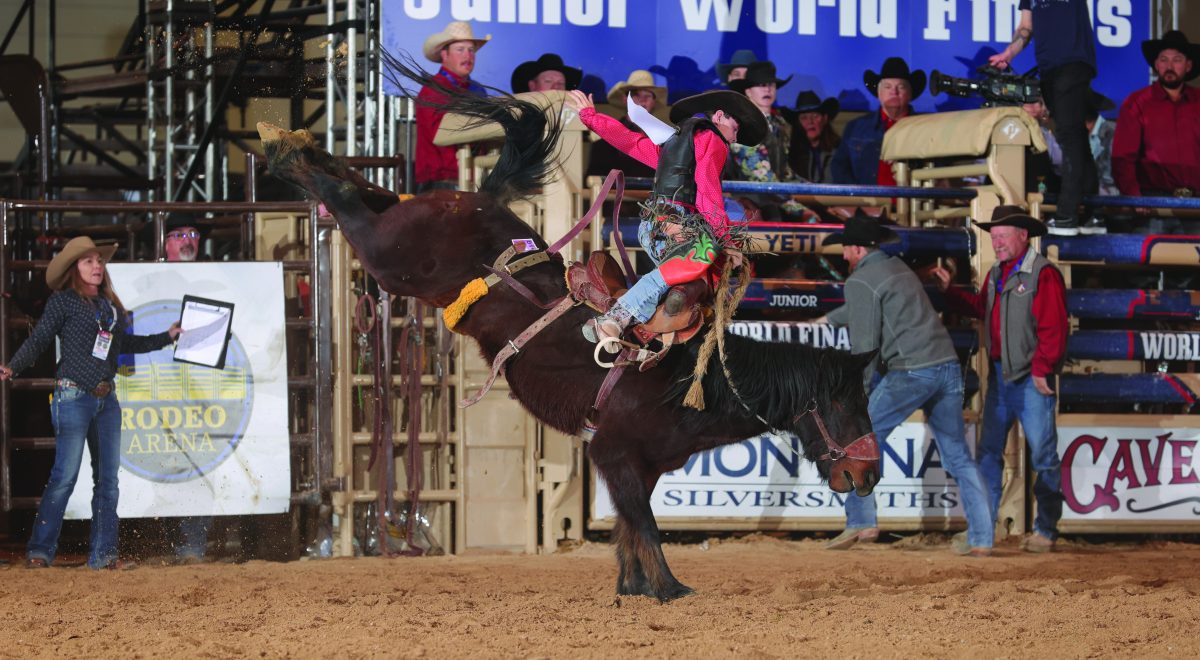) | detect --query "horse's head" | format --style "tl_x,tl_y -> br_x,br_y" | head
792,349 -> 880,496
